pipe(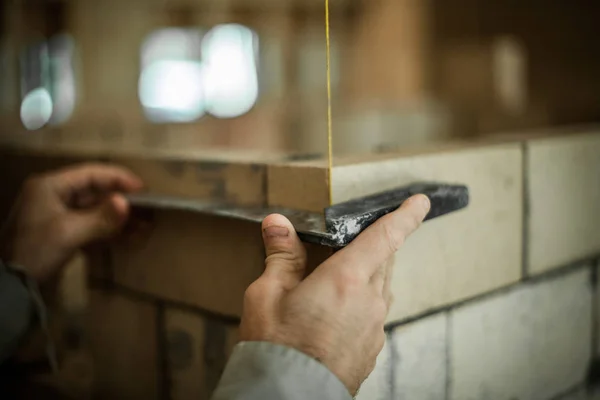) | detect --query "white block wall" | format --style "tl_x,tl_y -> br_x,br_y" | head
363,265 -> 596,400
